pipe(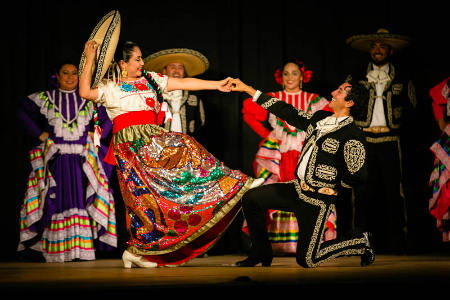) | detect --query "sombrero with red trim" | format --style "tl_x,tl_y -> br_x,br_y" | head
78,10 -> 121,88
